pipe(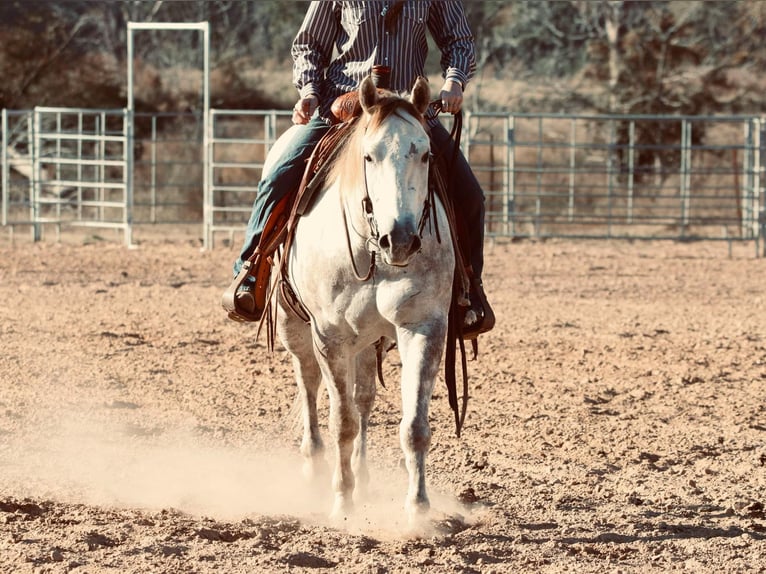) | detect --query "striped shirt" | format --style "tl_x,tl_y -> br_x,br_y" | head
292,1 -> 476,119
